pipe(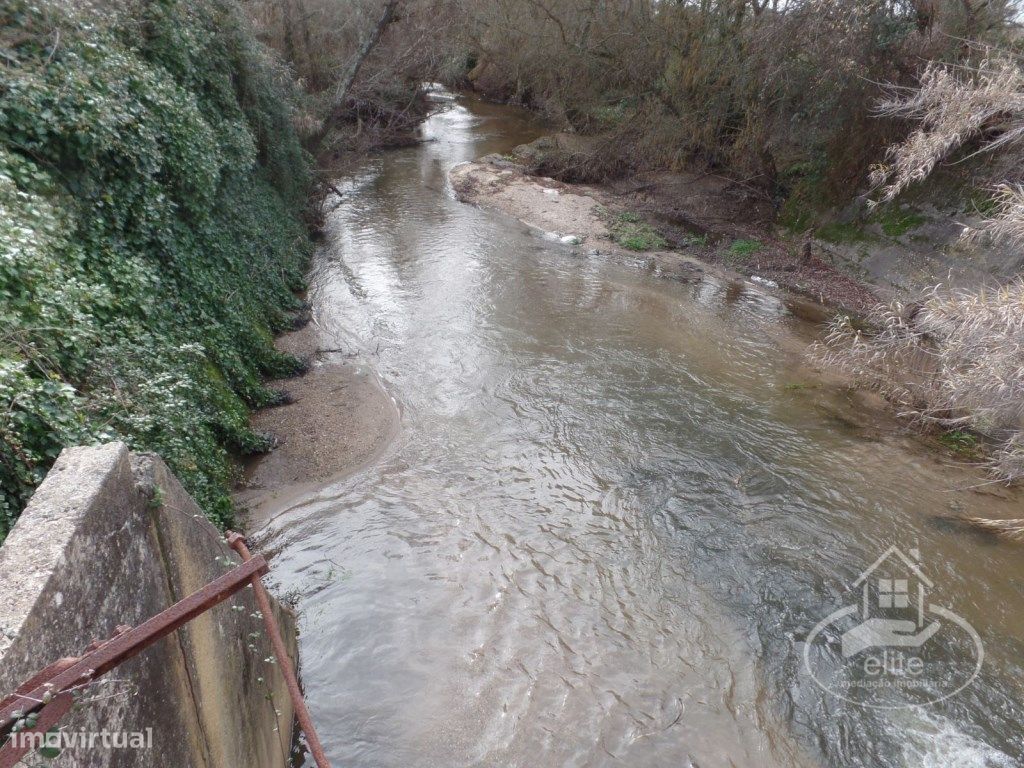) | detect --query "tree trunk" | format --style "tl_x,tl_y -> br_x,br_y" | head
281,0 -> 297,66
327,0 -> 395,118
